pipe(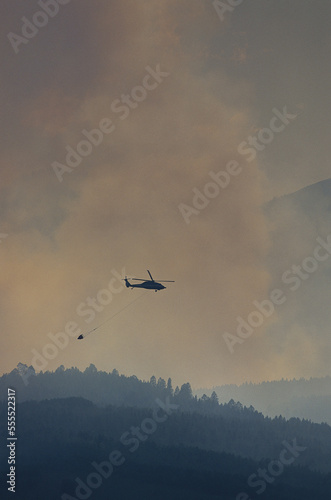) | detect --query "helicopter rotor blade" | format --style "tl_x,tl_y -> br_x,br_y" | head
147,270 -> 154,281
132,278 -> 174,282
128,270 -> 174,283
